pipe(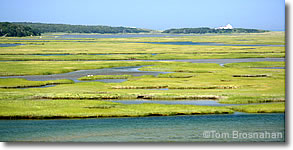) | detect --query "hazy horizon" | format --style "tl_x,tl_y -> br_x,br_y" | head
0,0 -> 285,31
